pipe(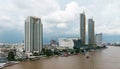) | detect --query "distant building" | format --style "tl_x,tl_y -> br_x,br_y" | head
24,16 -> 43,53
73,39 -> 82,49
50,40 -> 58,47
88,18 -> 95,45
59,38 -> 81,49
95,33 -> 102,46
0,43 -> 11,48
80,13 -> 86,45
0,57 -> 7,63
